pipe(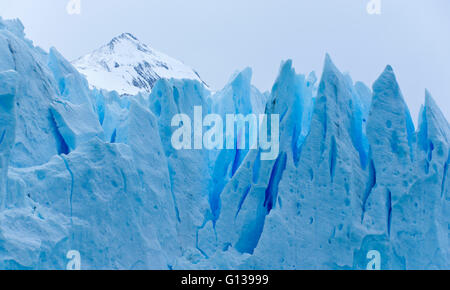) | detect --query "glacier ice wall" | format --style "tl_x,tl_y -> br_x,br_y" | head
0,17 -> 448,270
